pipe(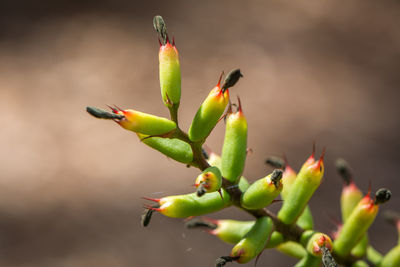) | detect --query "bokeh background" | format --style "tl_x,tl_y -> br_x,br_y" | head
0,0 -> 399,266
